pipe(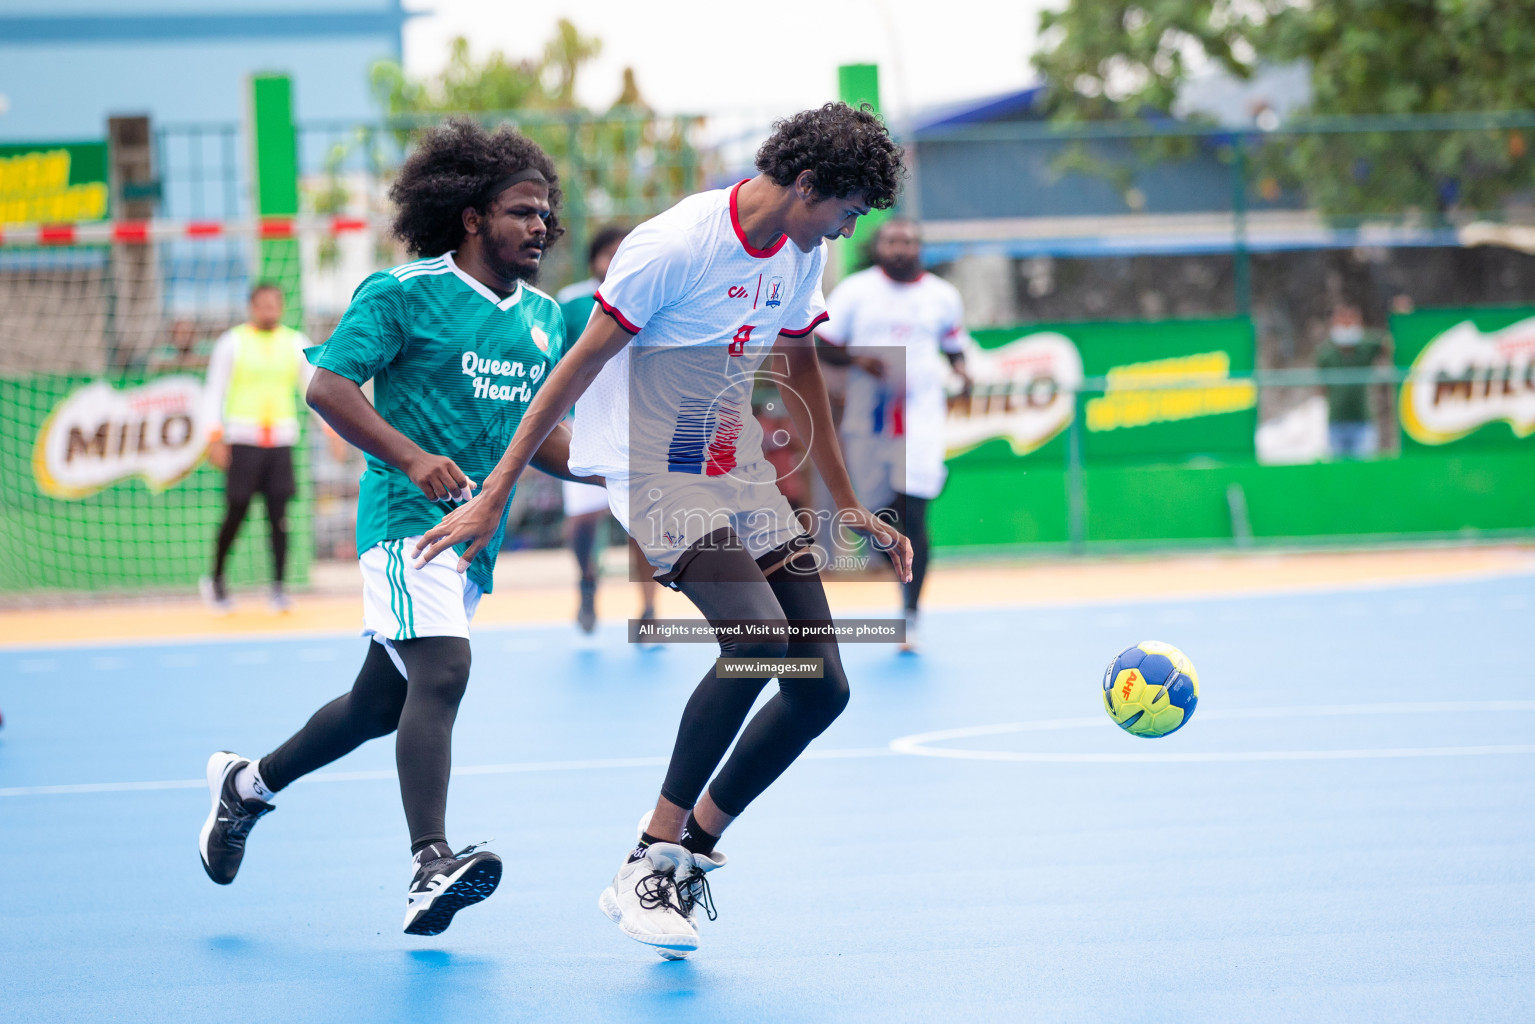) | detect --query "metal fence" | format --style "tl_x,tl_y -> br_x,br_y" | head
151,109 -> 716,295
928,364 -> 1533,557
